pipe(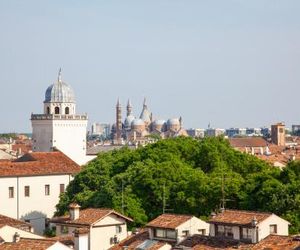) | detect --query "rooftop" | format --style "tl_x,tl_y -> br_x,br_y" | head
208,209 -> 272,226
0,151 -> 80,177
0,214 -> 31,230
146,214 -> 193,229
0,238 -> 62,250
52,208 -> 133,226
228,137 -> 268,148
